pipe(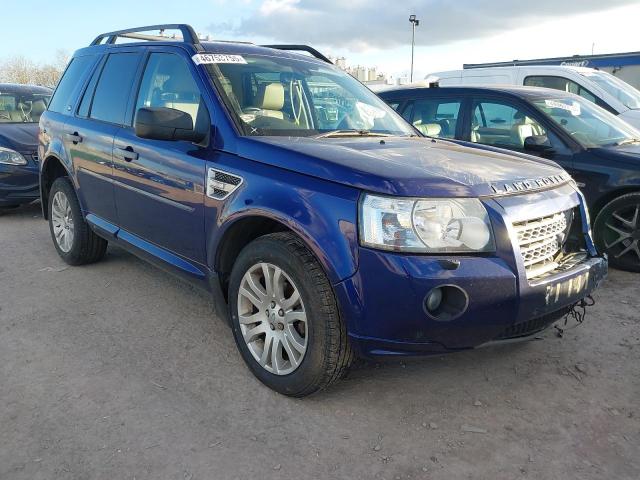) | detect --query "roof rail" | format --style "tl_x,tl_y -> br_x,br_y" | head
262,45 -> 332,64
90,24 -> 204,51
